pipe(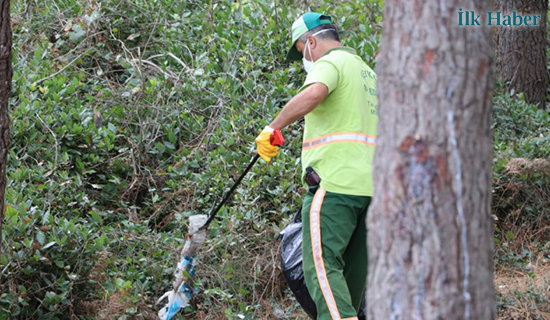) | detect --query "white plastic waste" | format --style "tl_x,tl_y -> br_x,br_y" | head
157,214 -> 208,320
